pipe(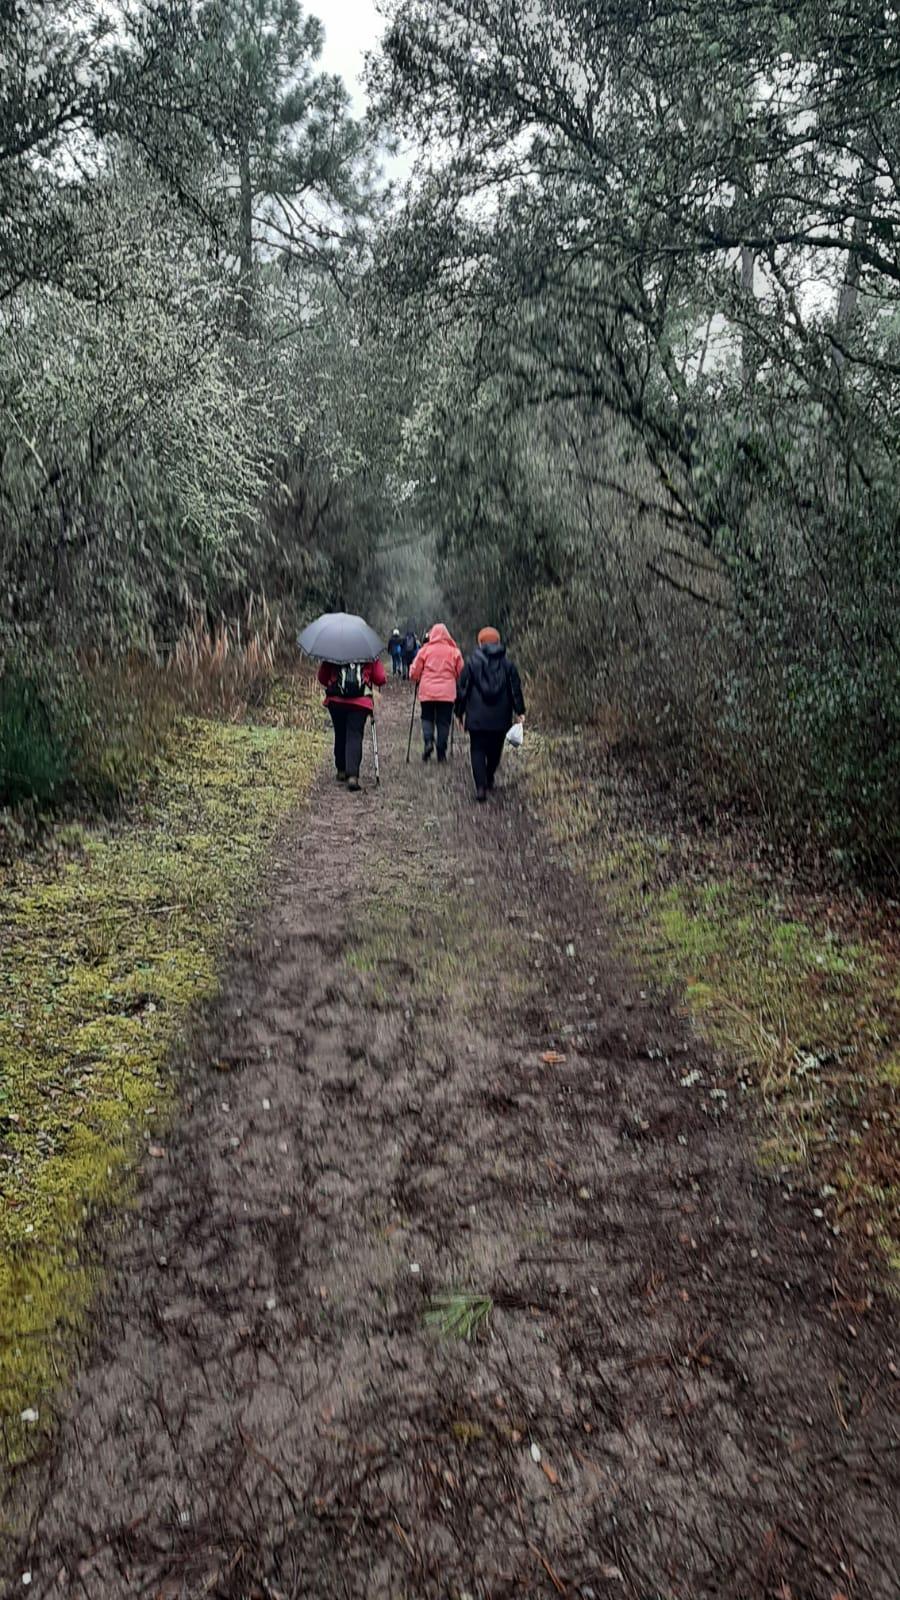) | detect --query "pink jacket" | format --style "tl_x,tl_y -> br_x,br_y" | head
409,624 -> 464,703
